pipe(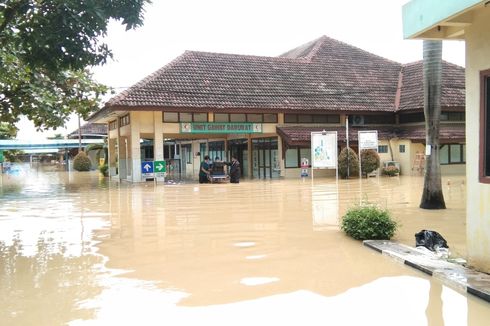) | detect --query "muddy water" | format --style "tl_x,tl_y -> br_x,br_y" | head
0,166 -> 488,325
